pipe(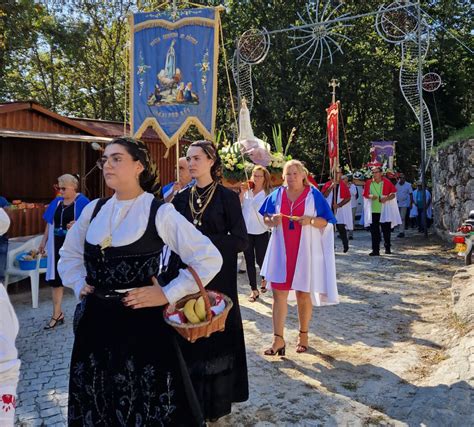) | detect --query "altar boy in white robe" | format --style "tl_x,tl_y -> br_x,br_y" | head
321,169 -> 353,252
